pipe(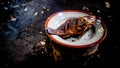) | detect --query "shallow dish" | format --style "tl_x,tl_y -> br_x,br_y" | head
45,10 -> 107,48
